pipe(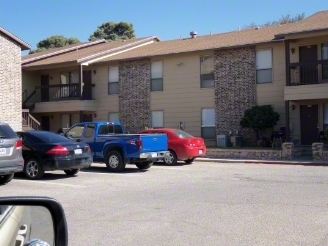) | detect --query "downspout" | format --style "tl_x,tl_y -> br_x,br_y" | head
285,39 -> 290,142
